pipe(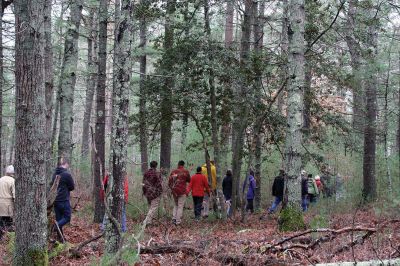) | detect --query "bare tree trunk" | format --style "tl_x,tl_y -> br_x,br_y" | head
58,0 -> 83,162
93,0 -> 108,223
281,0 -> 305,230
252,0 -> 265,211
278,0 -> 289,113
81,12 -> 97,157
362,9 -> 378,201
14,0 -> 48,263
105,0 -> 134,254
139,0 -> 148,174
345,0 -> 364,135
231,0 -> 253,214
0,0 -> 3,170
44,0 -> 54,182
160,0 -> 176,172
204,0 -> 220,184
219,0 -> 234,175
